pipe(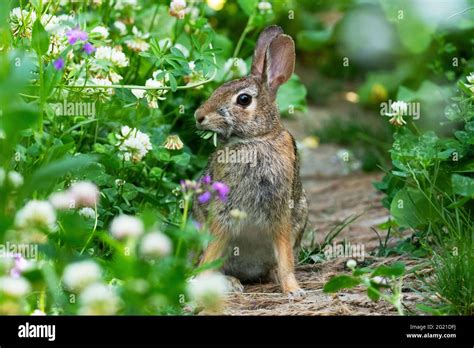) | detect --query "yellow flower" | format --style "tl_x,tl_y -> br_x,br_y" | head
371,83 -> 388,103
207,0 -> 226,11
163,135 -> 184,150
302,136 -> 319,149
230,209 -> 247,220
